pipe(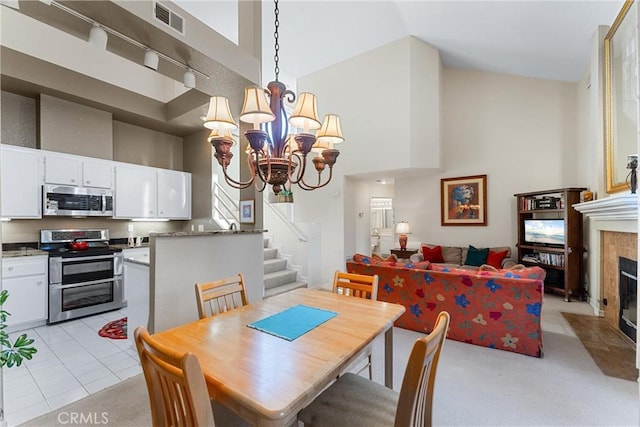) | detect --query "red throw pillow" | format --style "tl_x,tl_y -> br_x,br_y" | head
486,250 -> 509,269
421,245 -> 445,263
